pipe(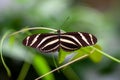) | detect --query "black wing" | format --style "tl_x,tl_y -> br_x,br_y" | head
23,33 -> 59,53
60,32 -> 97,51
